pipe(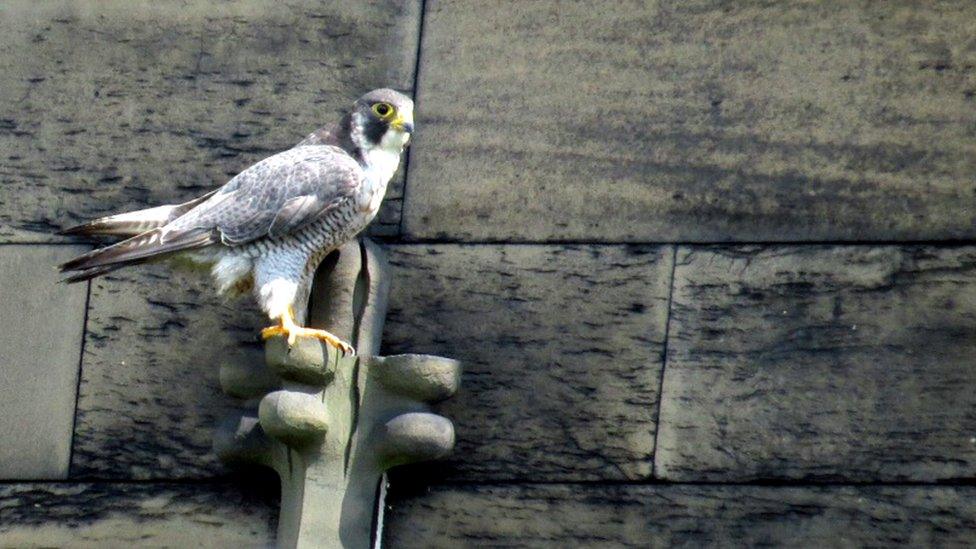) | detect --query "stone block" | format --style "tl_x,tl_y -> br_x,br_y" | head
0,244 -> 87,479
0,481 -> 277,547
384,483 -> 976,547
382,244 -> 673,480
71,265 -> 266,479
657,245 -> 976,481
403,1 -> 976,242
